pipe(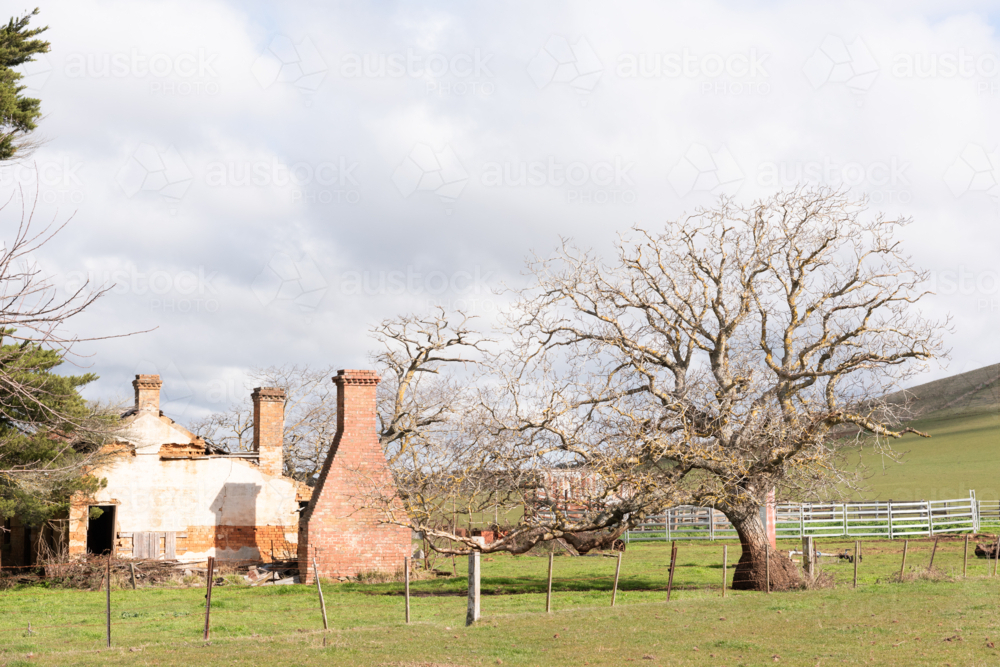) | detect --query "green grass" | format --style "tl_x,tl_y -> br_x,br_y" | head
853,406 -> 1000,501
3,538 -> 1000,665
849,362 -> 1000,501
